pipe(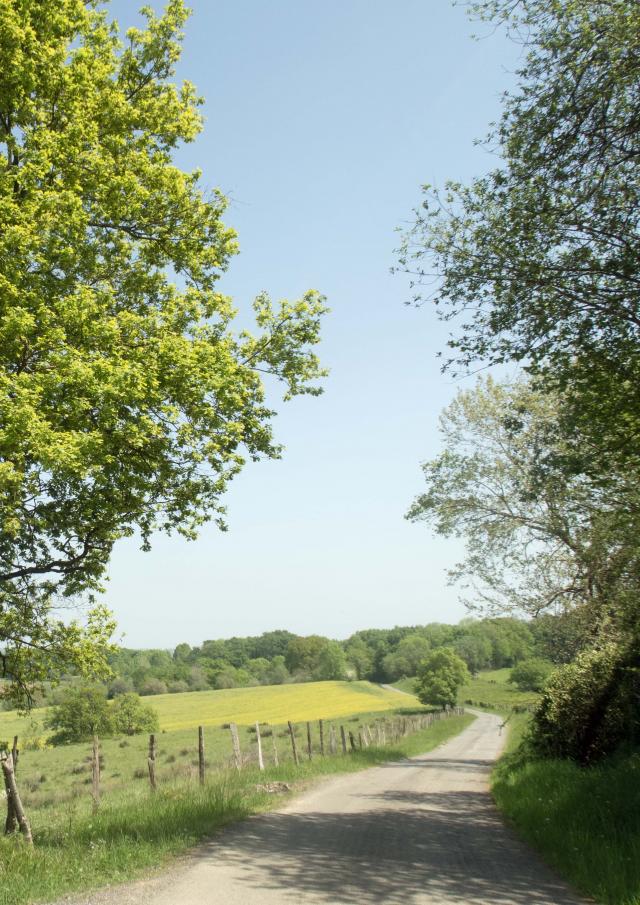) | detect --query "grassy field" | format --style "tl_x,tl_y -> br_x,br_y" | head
394,668 -> 540,712
493,725 -> 640,905
0,707 -> 473,905
0,680 -> 409,741
0,682 -> 419,821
